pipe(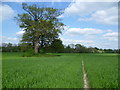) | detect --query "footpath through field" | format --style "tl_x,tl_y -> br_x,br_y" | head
81,55 -> 90,89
